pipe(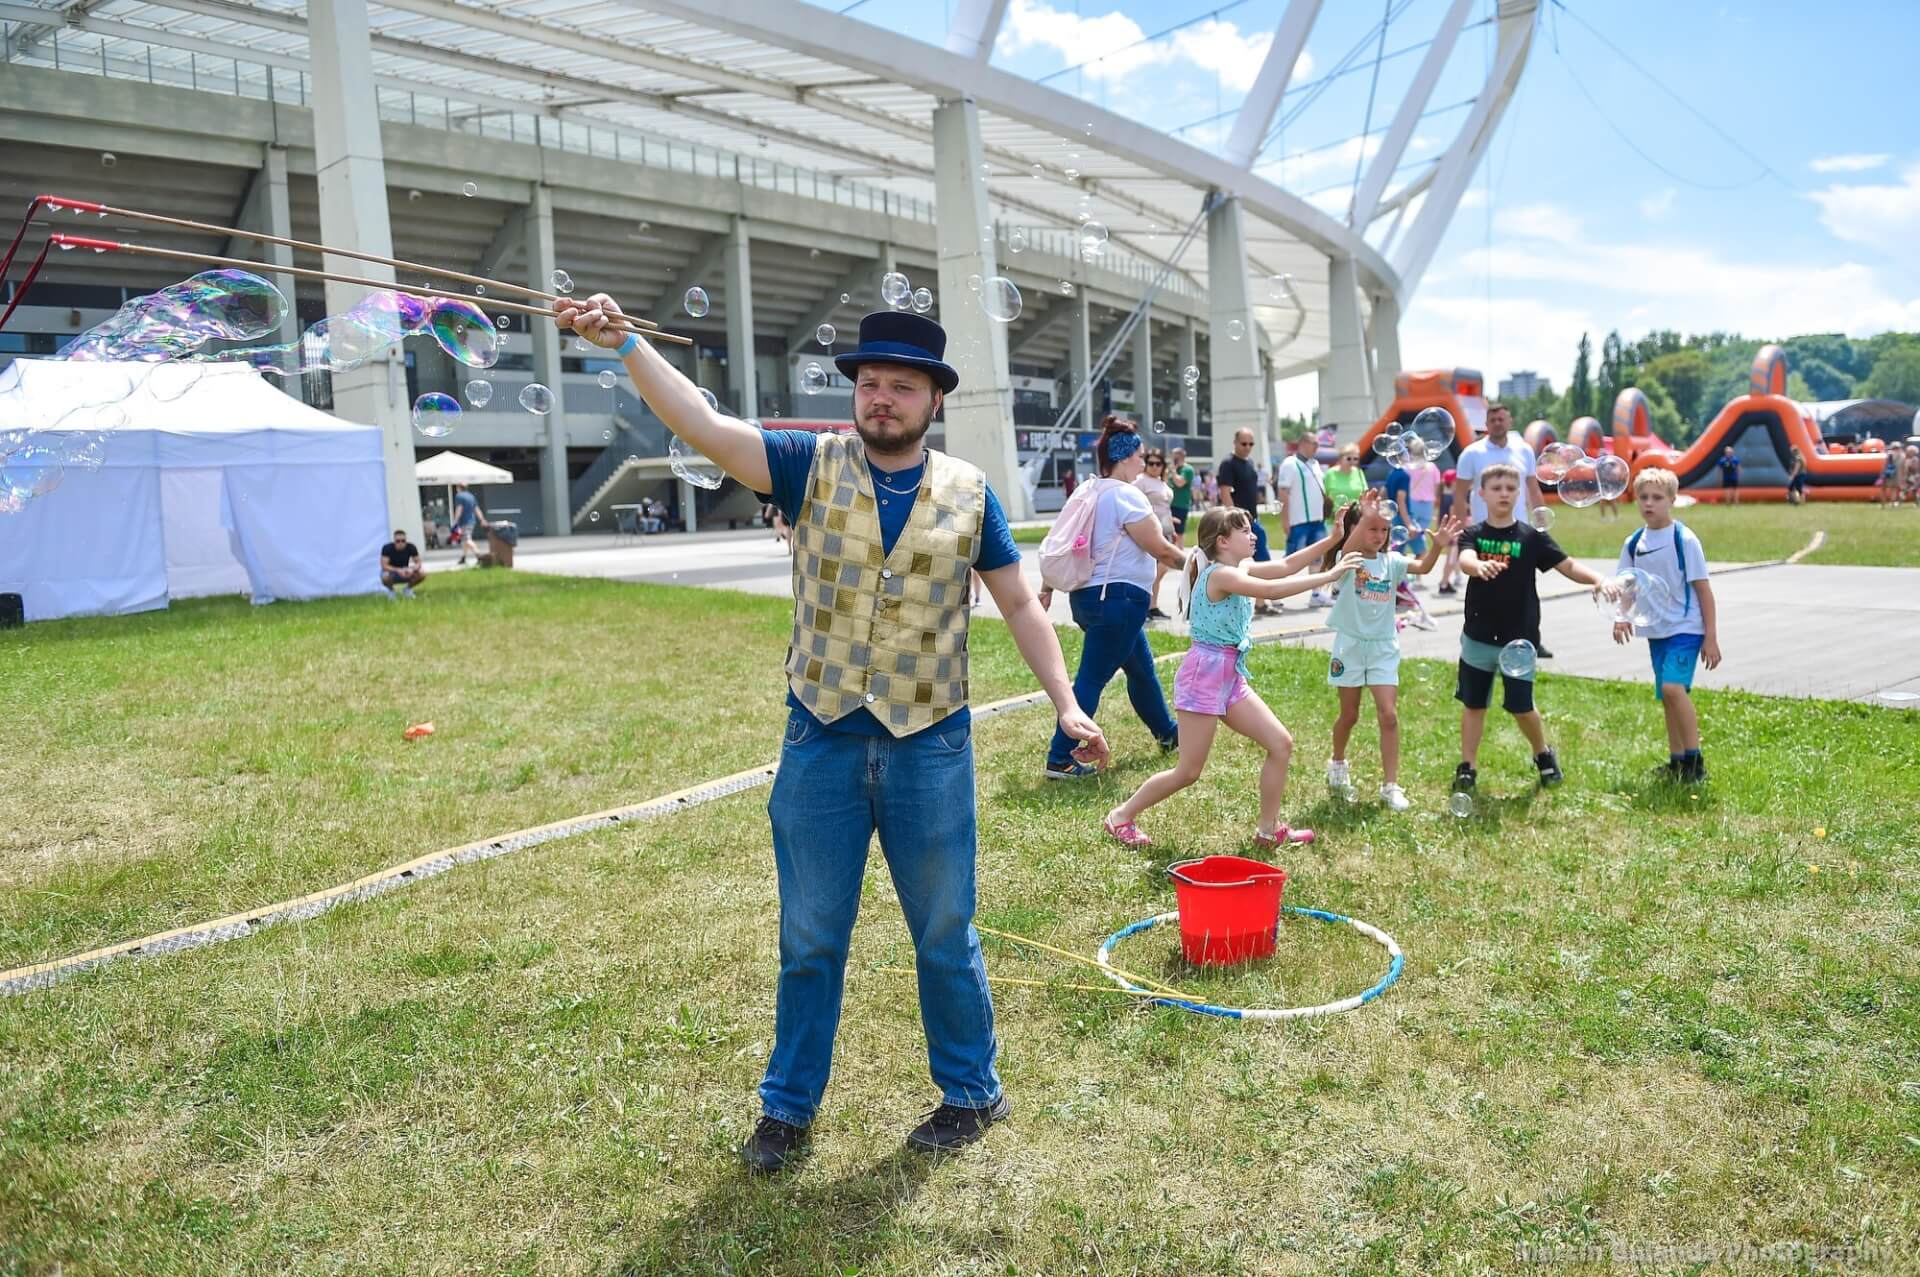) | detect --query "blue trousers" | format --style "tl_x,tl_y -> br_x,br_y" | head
1249,514 -> 1272,562
1047,582 -> 1178,766
761,711 -> 1000,1126
1286,519 -> 1322,556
